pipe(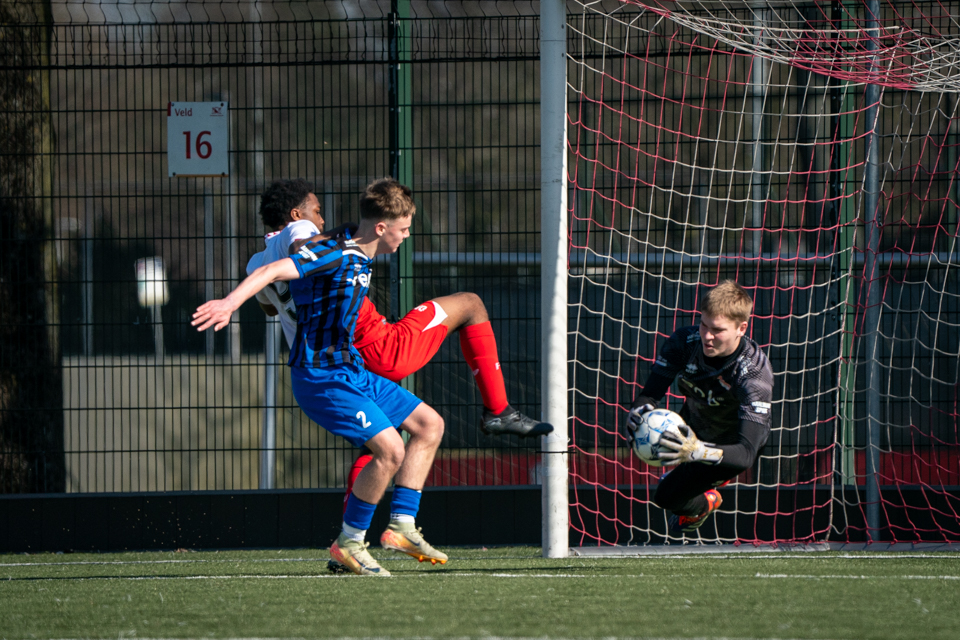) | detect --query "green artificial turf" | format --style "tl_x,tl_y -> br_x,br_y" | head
1,546 -> 958,639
